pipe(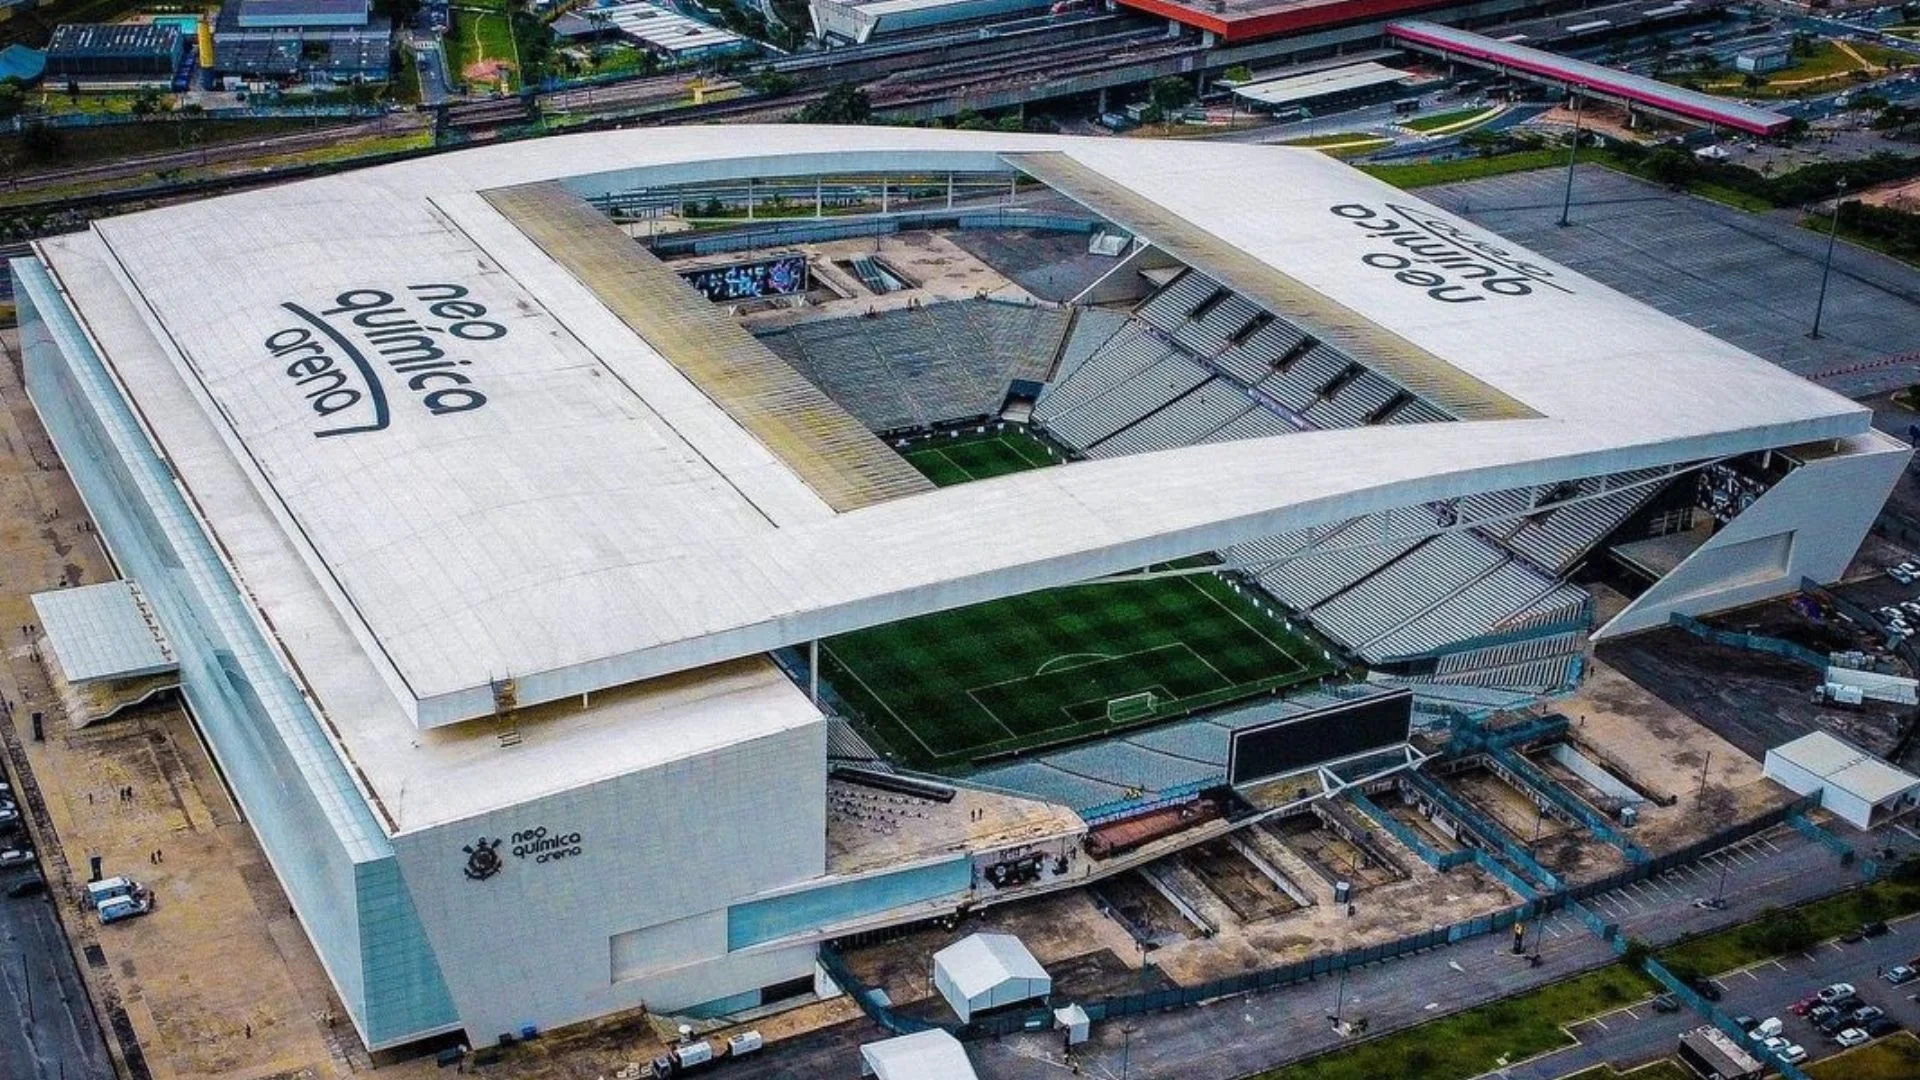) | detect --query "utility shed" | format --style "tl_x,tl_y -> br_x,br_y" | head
1764,731 -> 1920,830
860,1029 -> 978,1080
932,932 -> 1050,1023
